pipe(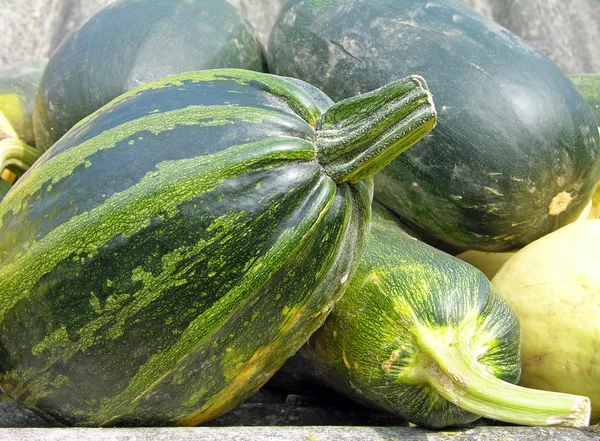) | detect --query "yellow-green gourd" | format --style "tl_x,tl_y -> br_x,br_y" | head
492,219 -> 600,422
